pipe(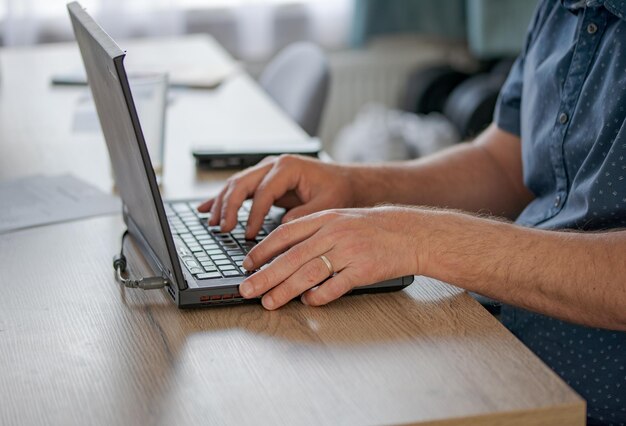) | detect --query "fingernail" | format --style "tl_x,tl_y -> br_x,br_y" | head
220,218 -> 226,228
262,295 -> 274,310
242,257 -> 253,271
239,280 -> 253,298
301,295 -> 309,305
